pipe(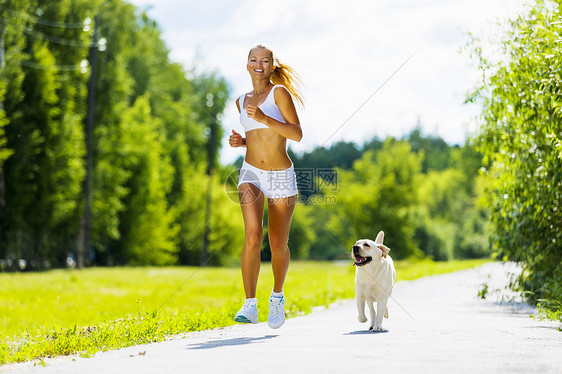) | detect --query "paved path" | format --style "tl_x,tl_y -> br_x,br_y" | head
5,262 -> 562,373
